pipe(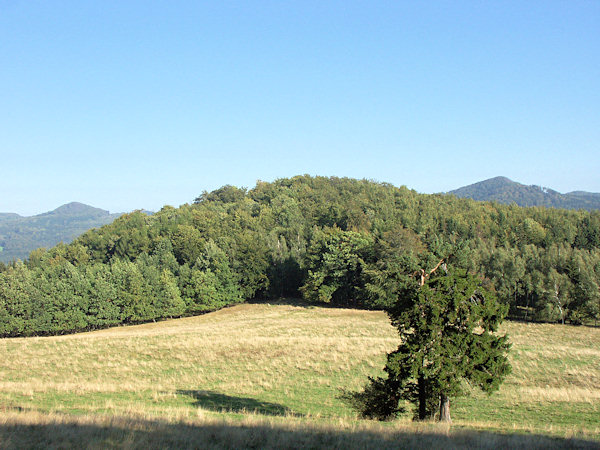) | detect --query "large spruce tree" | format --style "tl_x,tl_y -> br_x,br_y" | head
352,266 -> 511,422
